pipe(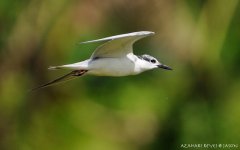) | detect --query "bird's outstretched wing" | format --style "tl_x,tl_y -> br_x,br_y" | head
79,31 -> 155,58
